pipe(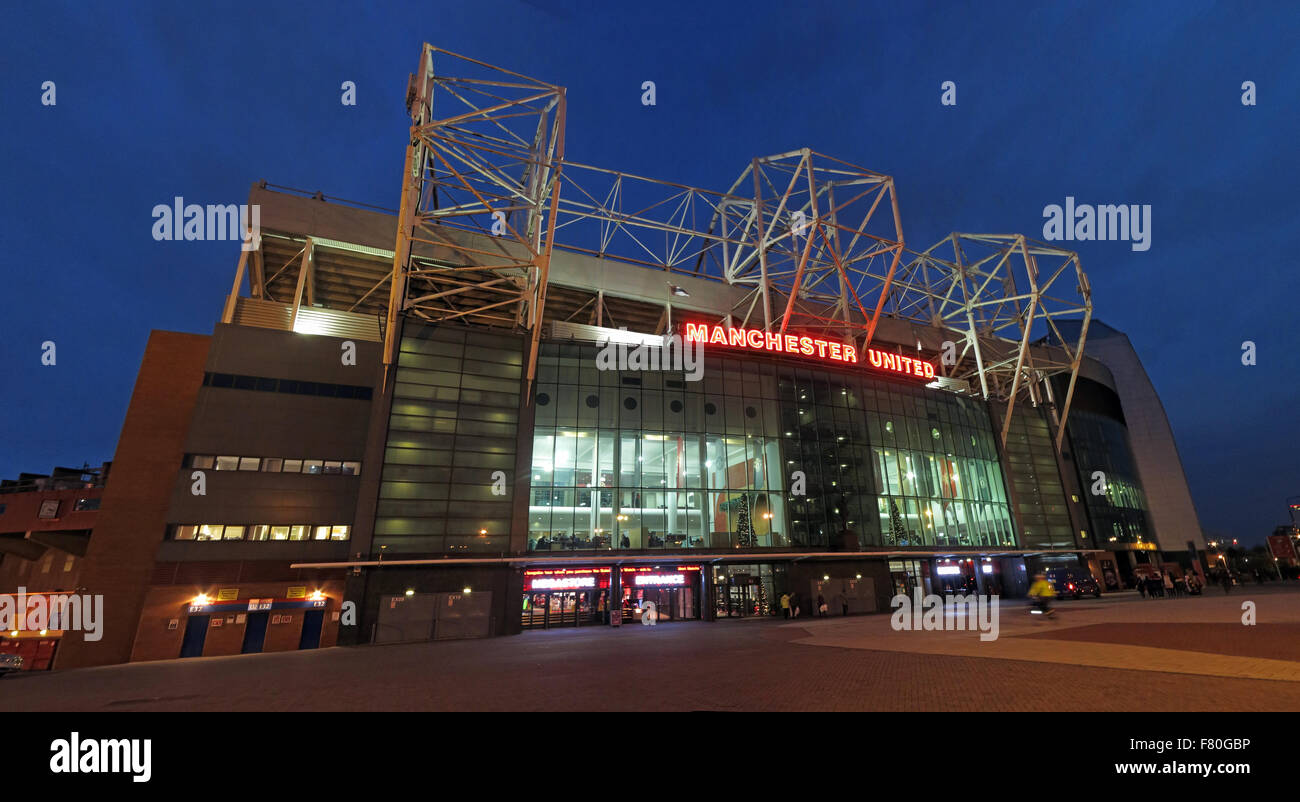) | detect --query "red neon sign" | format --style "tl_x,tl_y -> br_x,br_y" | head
523,567 -> 611,592
682,323 -> 934,381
